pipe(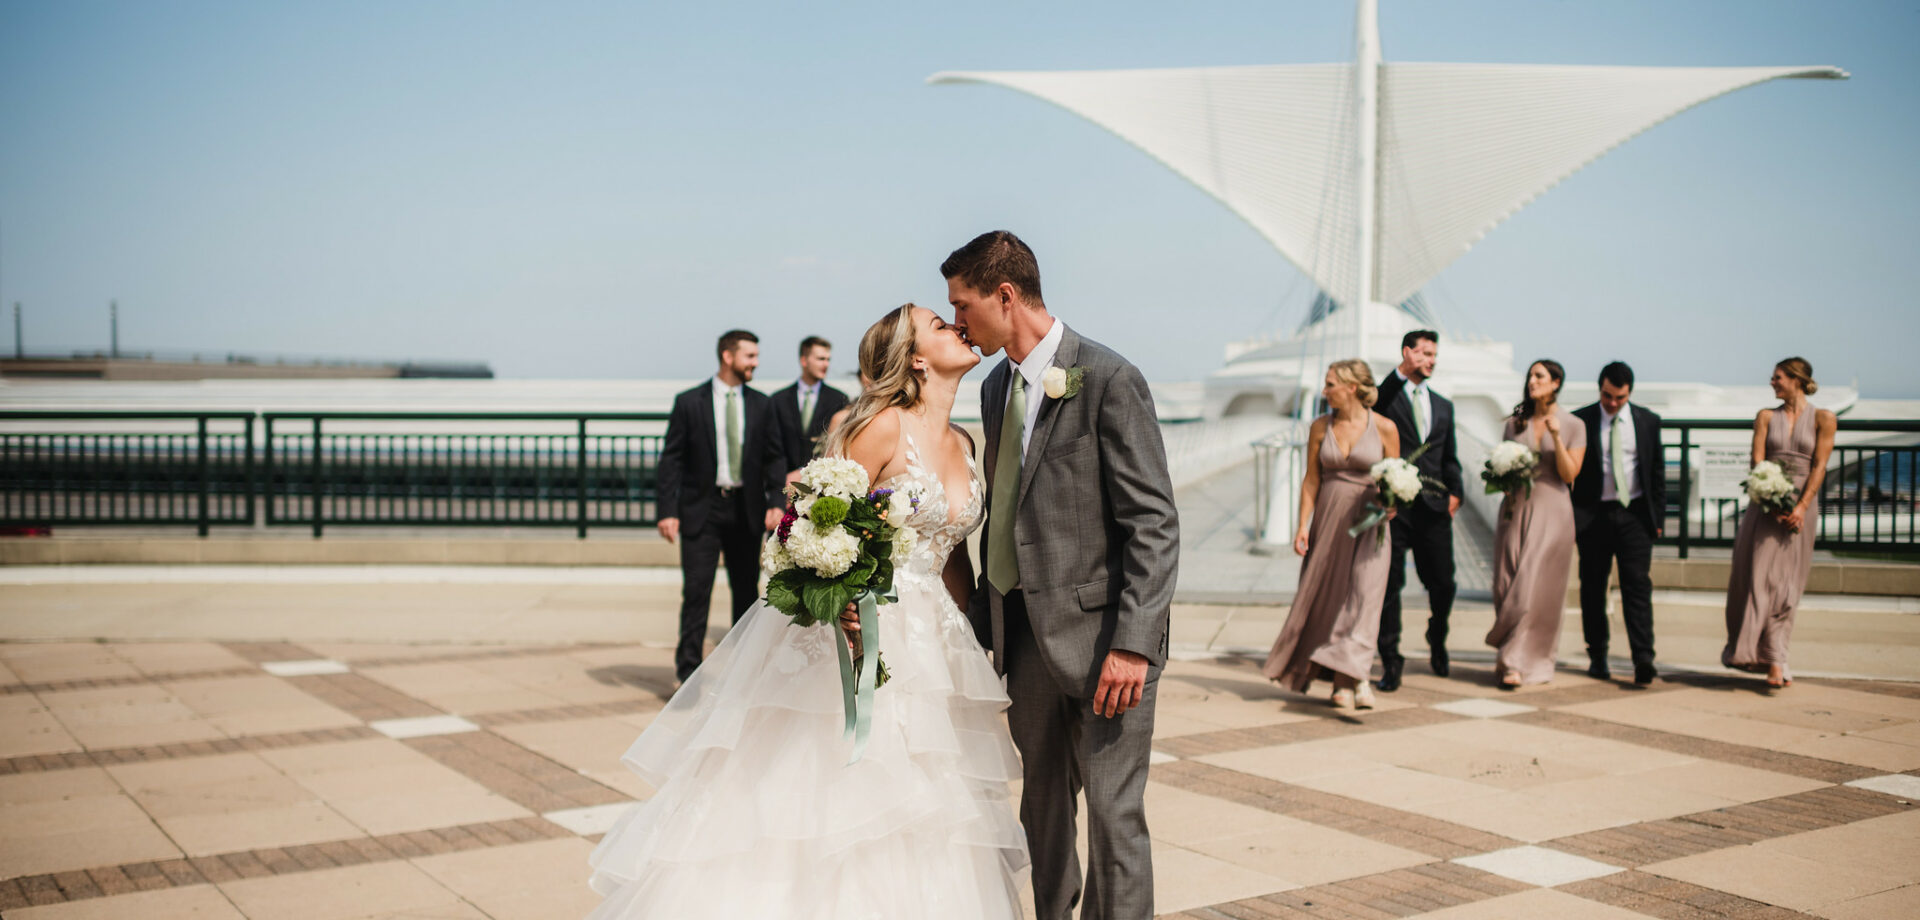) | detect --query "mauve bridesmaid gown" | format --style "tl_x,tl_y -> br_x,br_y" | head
1722,406 -> 1819,679
1265,413 -> 1391,691
1486,407 -> 1585,685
